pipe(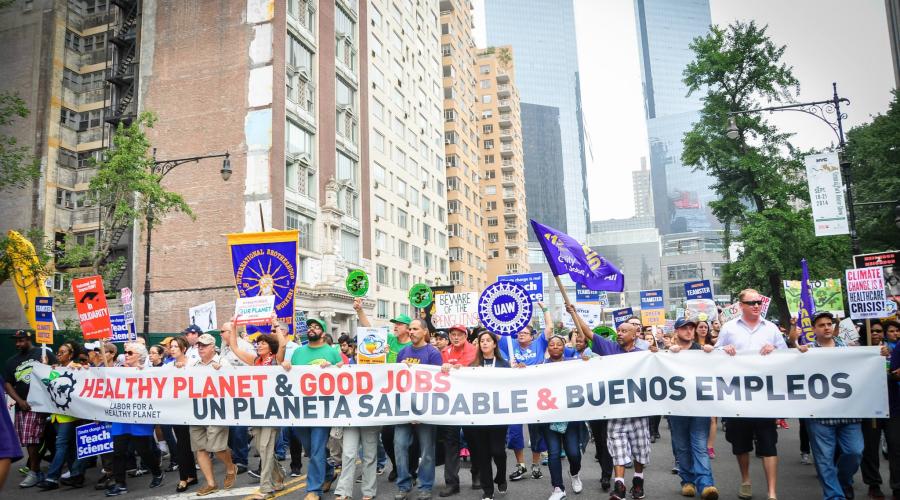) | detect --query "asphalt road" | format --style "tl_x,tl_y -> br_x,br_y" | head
2,419 -> 889,499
